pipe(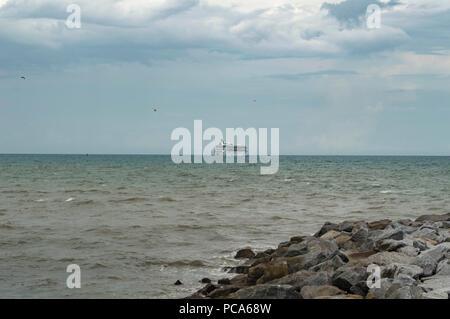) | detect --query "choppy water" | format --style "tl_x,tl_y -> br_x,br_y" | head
0,155 -> 449,298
